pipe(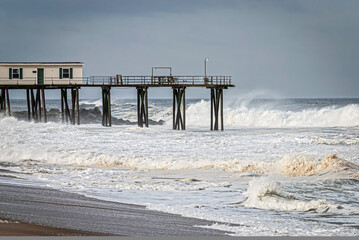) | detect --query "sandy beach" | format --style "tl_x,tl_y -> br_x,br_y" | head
0,219 -> 106,236
0,178 -> 228,236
